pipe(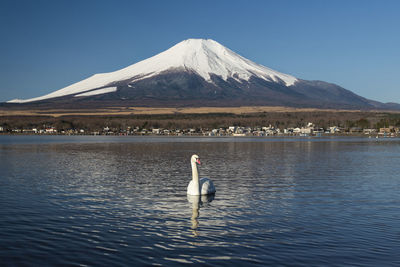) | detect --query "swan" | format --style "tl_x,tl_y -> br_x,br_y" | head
187,154 -> 216,195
